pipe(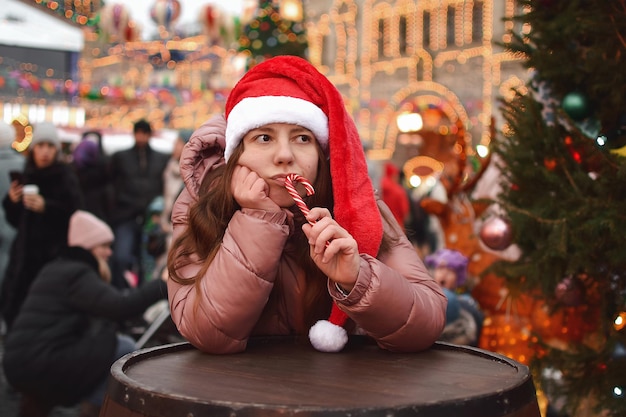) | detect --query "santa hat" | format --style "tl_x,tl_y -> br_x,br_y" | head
68,210 -> 114,250
224,56 -> 383,352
